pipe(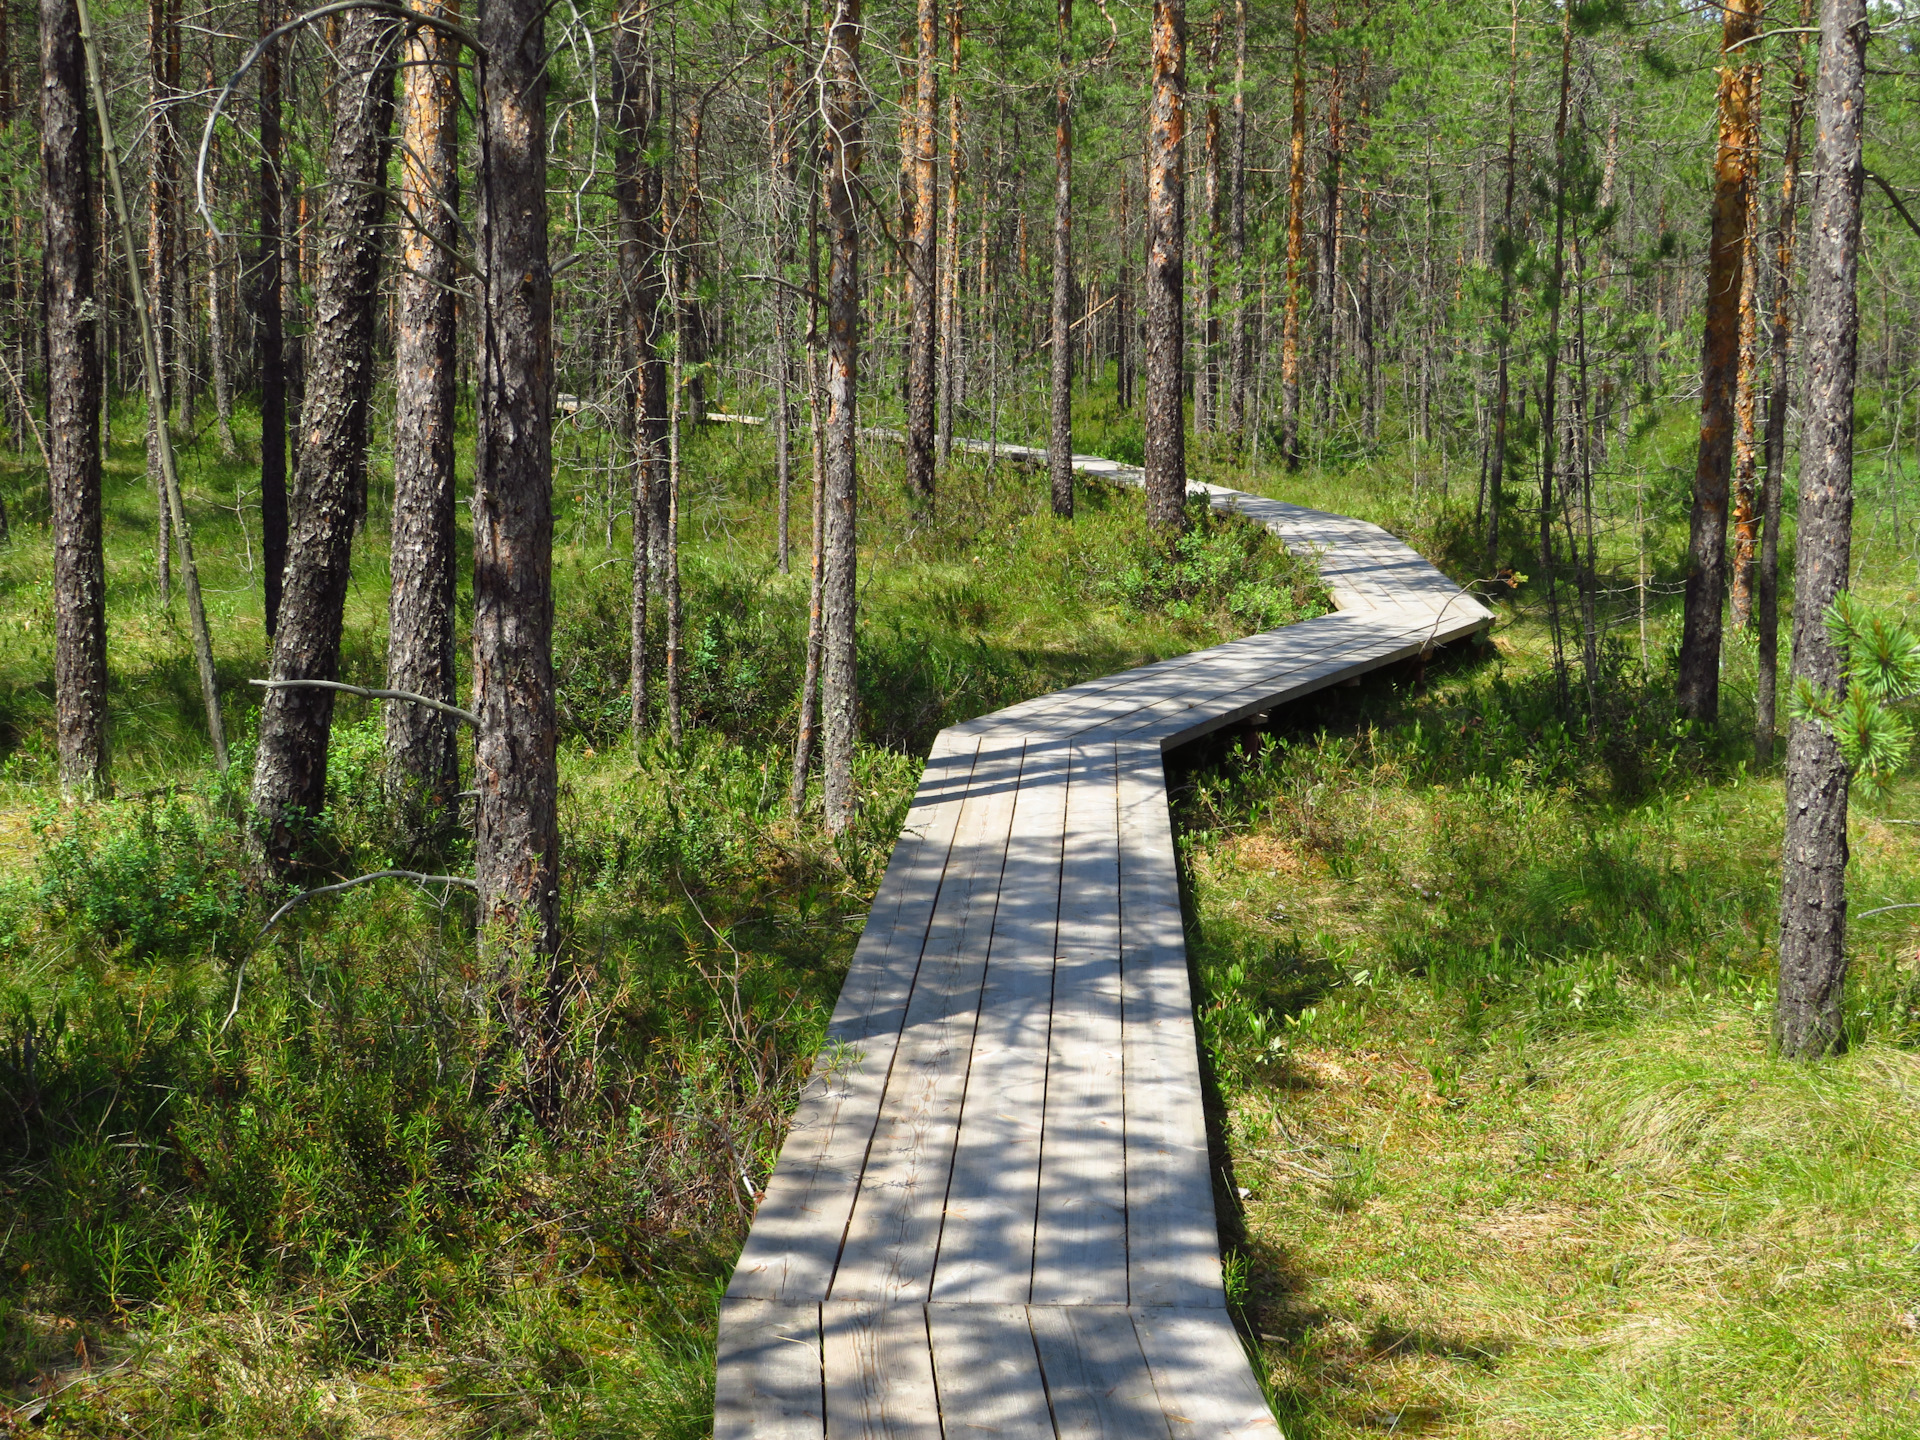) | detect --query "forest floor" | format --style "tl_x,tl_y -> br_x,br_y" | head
0,381 -> 1915,1438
